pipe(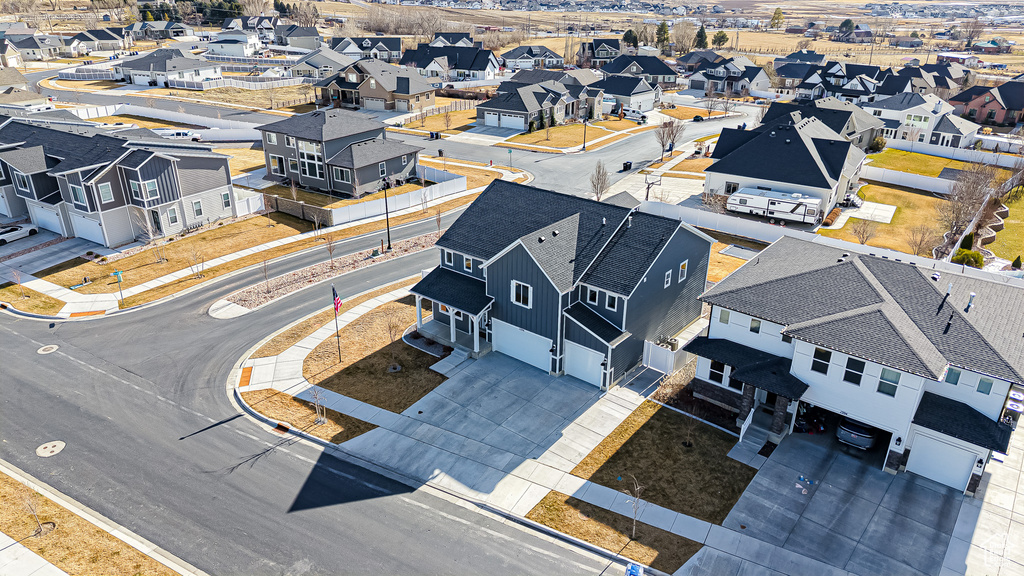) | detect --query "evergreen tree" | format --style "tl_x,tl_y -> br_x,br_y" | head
656,21 -> 670,49
712,30 -> 729,48
770,7 -> 784,29
549,107 -> 556,127
840,19 -> 855,32
622,29 -> 638,48
694,25 -> 708,49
